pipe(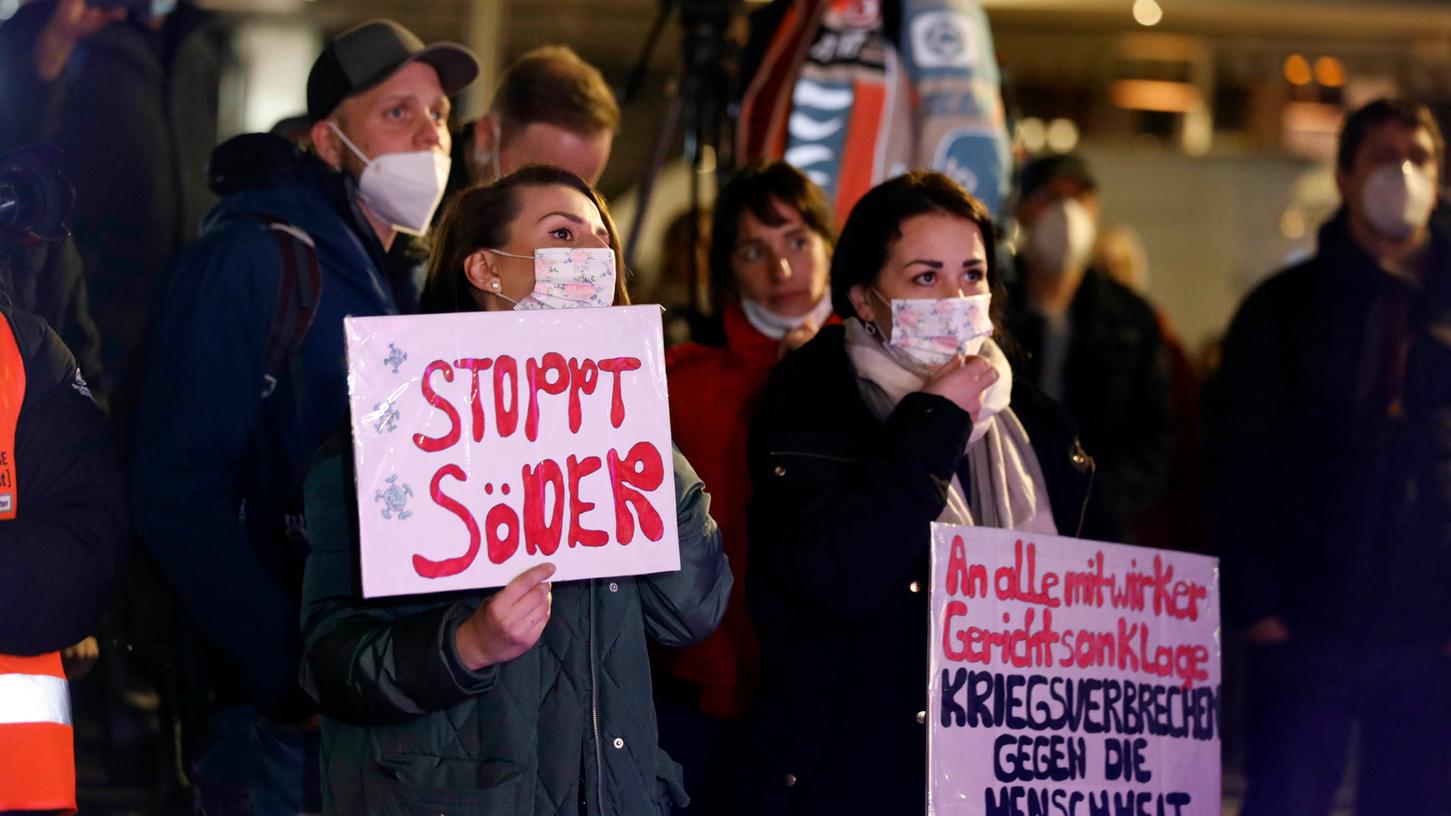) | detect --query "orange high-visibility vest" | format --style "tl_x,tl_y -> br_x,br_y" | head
0,312 -> 77,812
